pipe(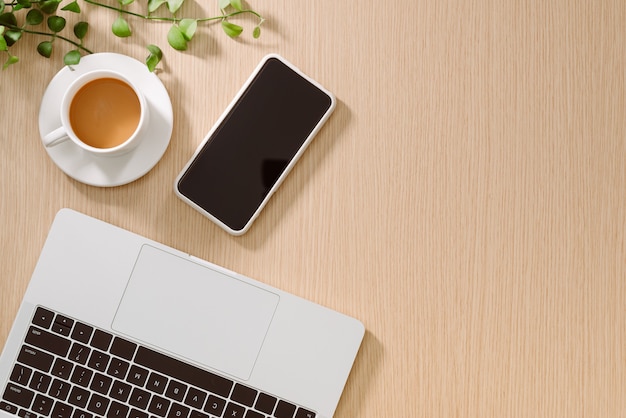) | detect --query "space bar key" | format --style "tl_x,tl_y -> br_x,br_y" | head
133,346 -> 234,398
